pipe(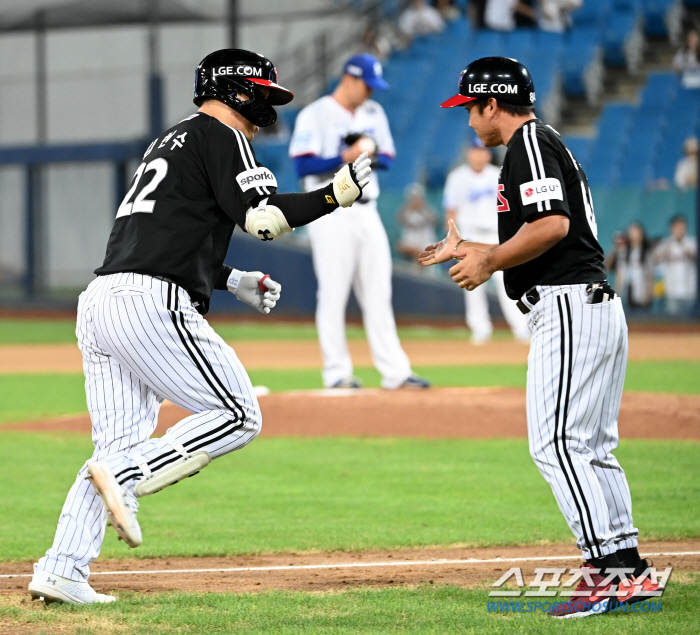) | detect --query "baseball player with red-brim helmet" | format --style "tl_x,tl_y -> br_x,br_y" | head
29,48 -> 371,605
421,56 -> 662,617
